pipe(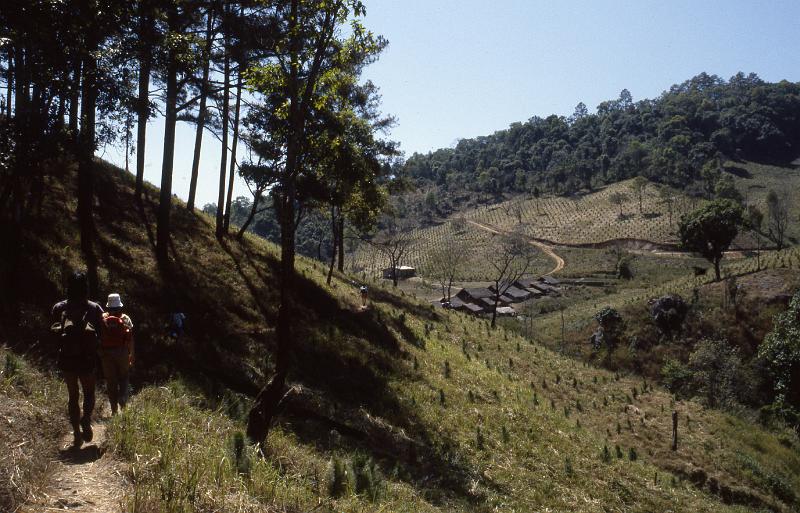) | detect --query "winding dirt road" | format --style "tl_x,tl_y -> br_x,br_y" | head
467,220 -> 565,275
